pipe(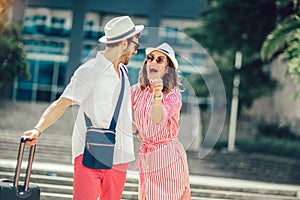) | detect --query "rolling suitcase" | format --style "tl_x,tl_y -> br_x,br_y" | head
0,136 -> 40,200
